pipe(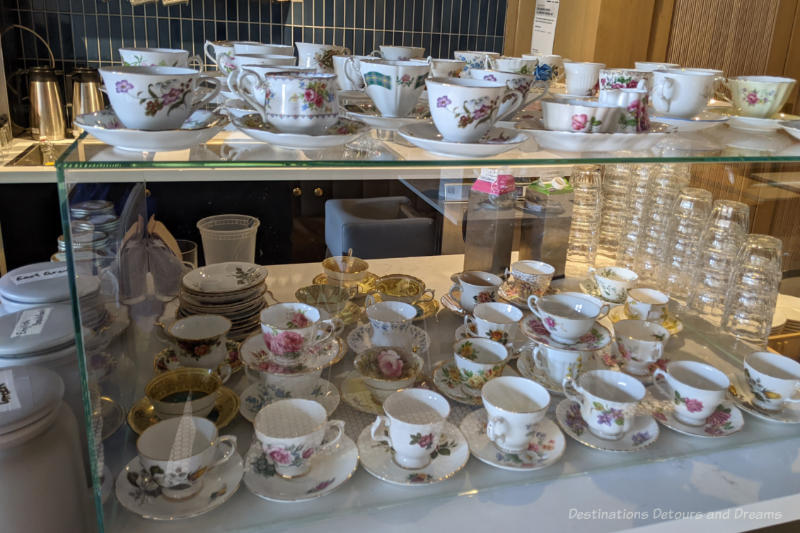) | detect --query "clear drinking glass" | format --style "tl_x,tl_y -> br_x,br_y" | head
596,164 -> 633,267
565,165 -> 602,278
616,164 -> 654,269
